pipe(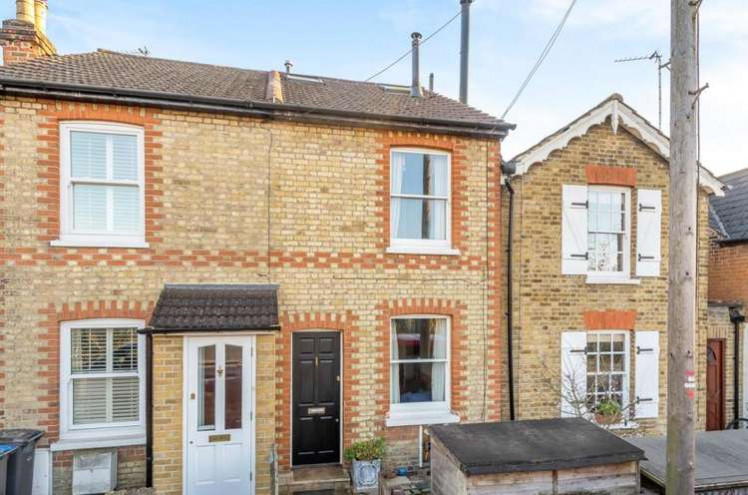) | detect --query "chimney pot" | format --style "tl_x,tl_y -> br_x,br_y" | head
284,59 -> 293,74
16,0 -> 34,24
410,32 -> 423,98
429,73 -> 434,93
34,0 -> 47,35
